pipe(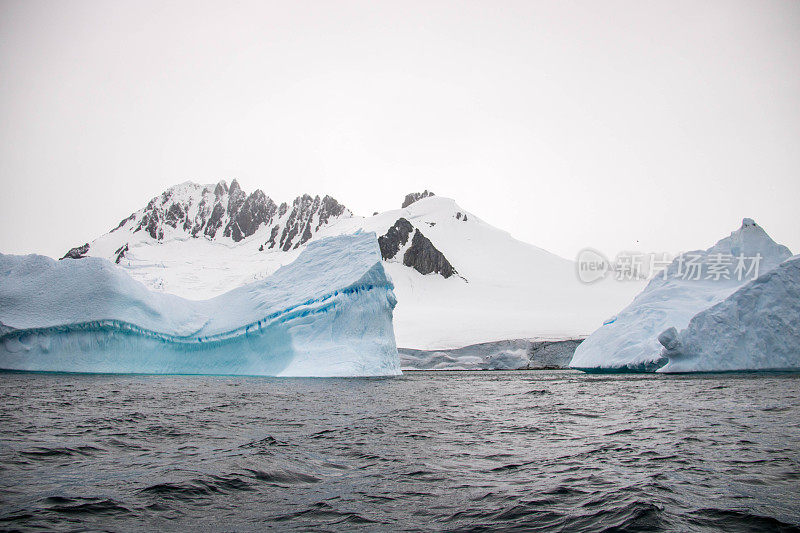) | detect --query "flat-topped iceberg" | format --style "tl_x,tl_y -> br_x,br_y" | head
570,219 -> 792,372
659,256 -> 800,372
0,232 -> 401,376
